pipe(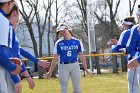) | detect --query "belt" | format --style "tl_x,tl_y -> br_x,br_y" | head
60,61 -> 77,64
